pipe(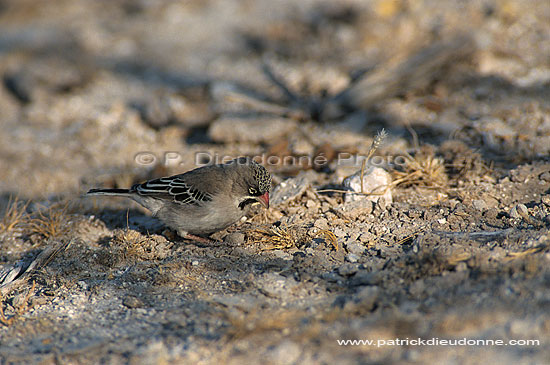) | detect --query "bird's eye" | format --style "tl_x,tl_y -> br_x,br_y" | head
249,187 -> 258,195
